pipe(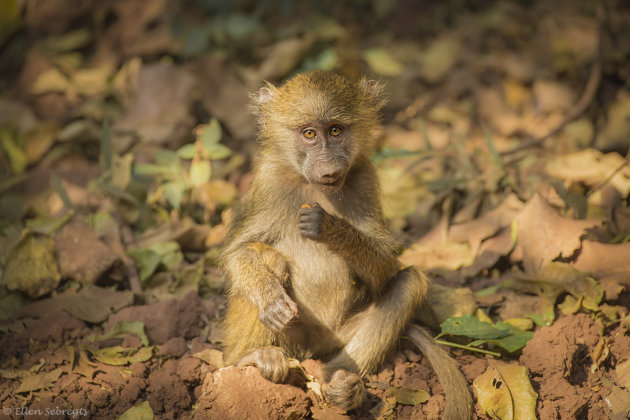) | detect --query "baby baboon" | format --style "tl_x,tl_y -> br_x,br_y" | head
221,71 -> 472,419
